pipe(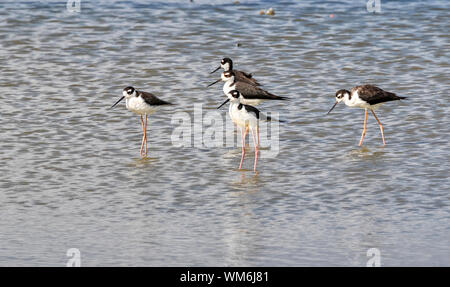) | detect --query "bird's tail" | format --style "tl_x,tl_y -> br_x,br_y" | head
268,92 -> 289,101
390,92 -> 407,101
